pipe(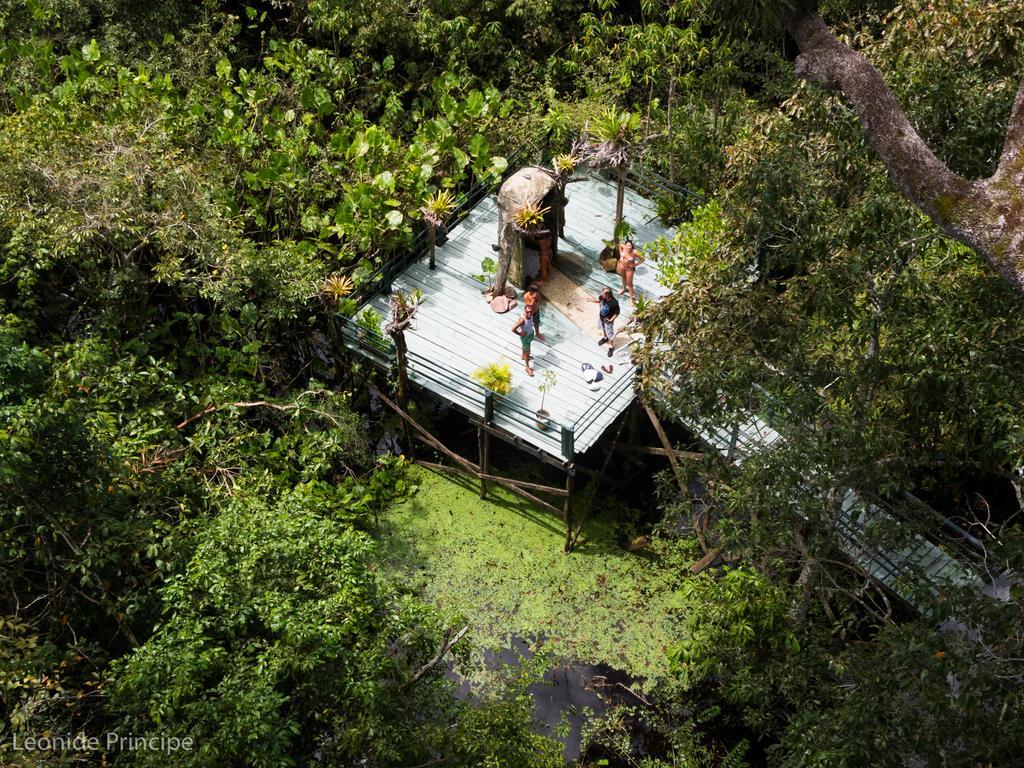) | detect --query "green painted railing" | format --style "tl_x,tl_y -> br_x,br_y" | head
336,314 -> 575,460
